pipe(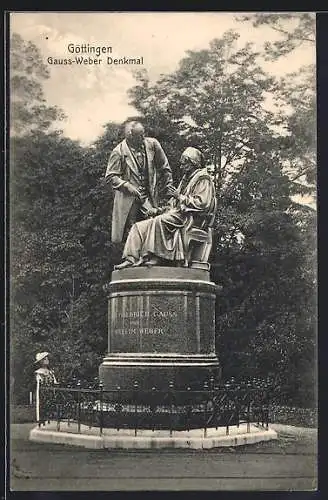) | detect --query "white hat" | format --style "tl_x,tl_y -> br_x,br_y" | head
34,352 -> 49,364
